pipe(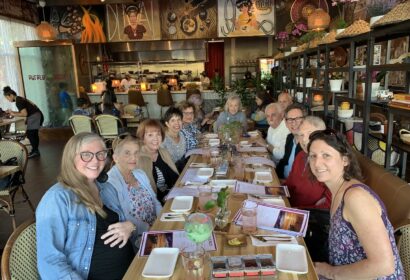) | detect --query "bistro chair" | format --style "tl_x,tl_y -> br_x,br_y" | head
128,89 -> 149,118
1,219 -> 38,280
395,224 -> 410,278
94,114 -> 124,141
157,87 -> 174,119
0,140 -> 34,230
68,115 -> 94,135
123,104 -> 141,129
